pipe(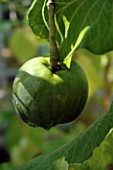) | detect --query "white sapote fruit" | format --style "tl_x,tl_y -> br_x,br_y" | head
12,57 -> 88,129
